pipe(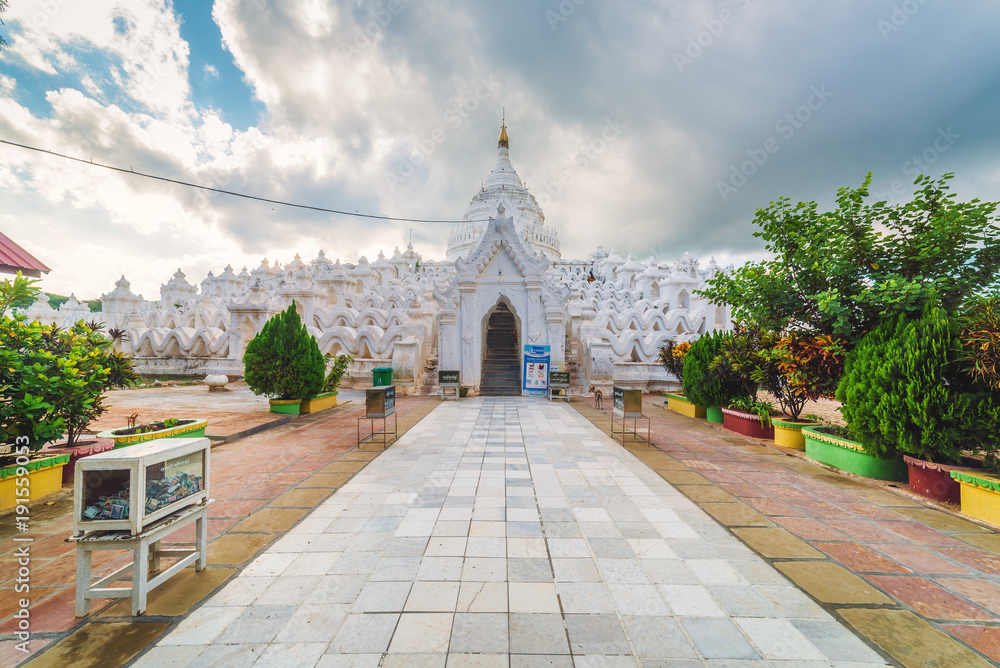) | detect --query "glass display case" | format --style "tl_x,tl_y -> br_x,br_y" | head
73,437 -> 210,536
